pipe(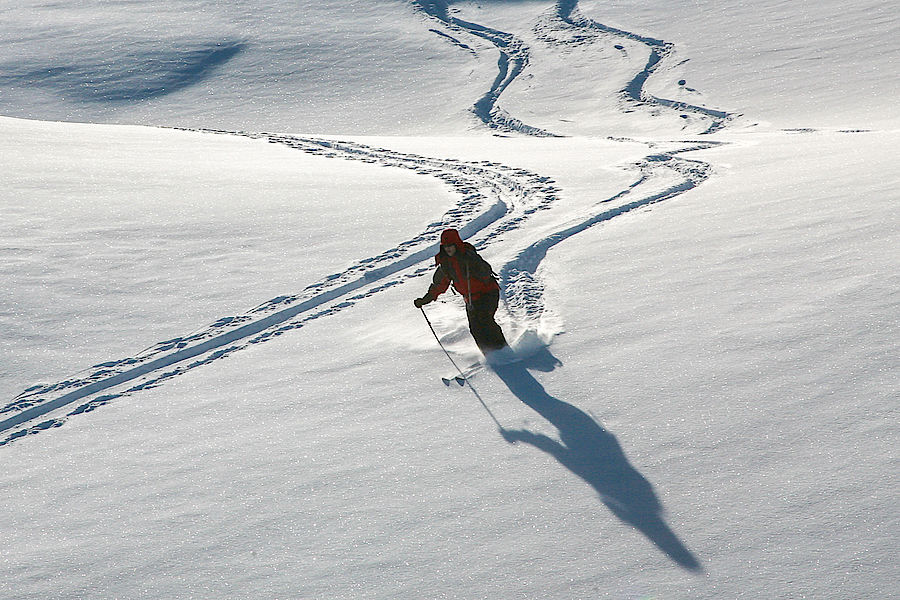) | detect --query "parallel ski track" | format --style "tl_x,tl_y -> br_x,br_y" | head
412,0 -> 559,137
416,0 -> 733,135
0,132 -> 561,444
1,131 -> 718,446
